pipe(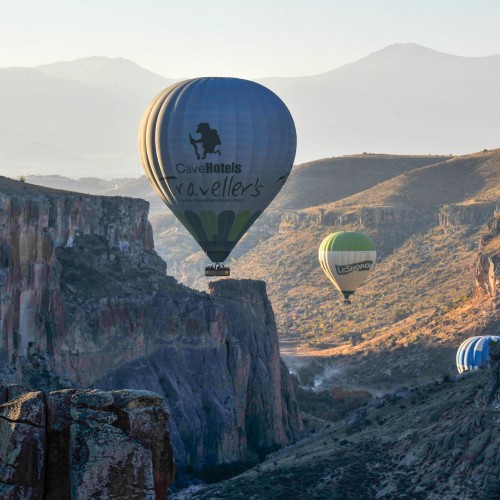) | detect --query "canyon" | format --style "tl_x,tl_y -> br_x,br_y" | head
0,177 -> 303,495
